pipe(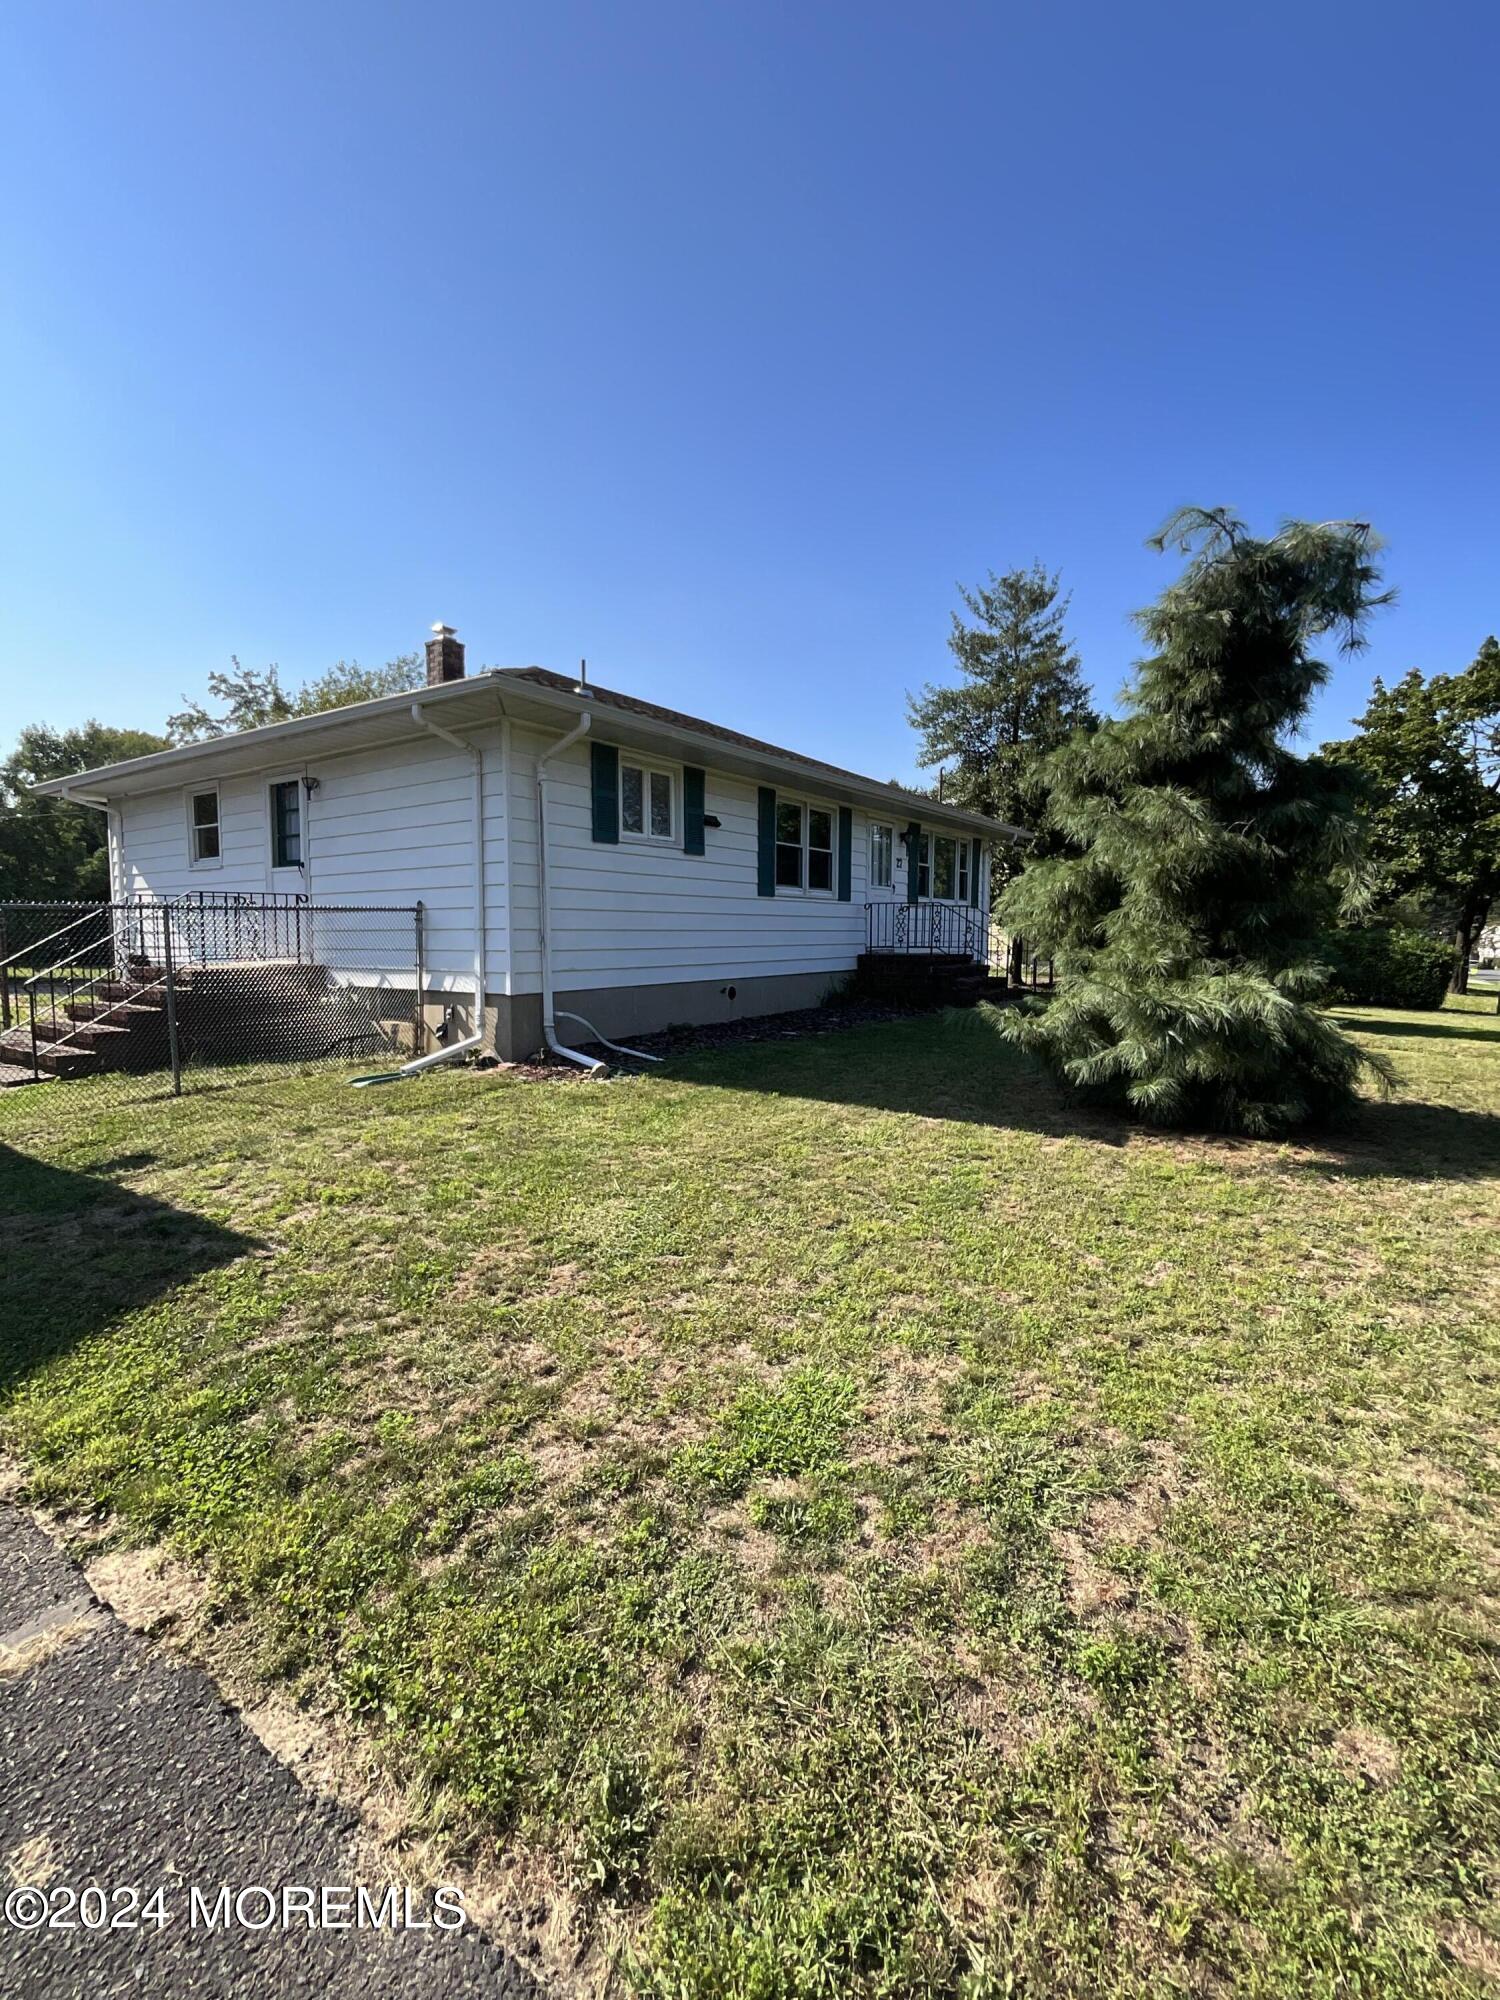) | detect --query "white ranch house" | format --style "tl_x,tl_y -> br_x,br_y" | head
36,629 -> 1023,1065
